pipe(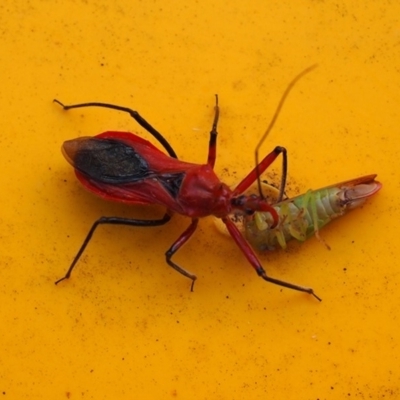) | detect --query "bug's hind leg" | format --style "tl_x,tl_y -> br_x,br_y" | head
53,99 -> 178,159
55,212 -> 172,284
